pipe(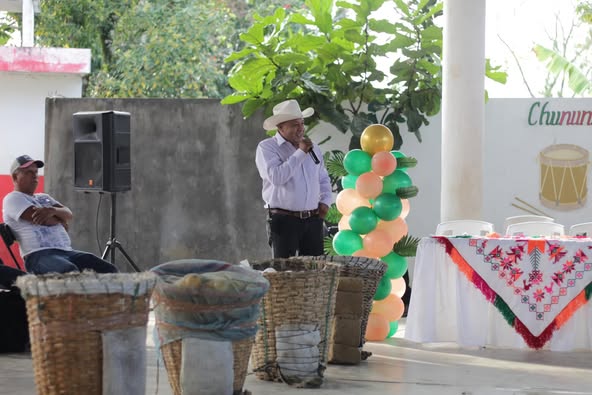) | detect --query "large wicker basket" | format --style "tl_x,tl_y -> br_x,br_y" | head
151,259 -> 269,395
159,336 -> 254,395
303,256 -> 386,347
16,272 -> 156,395
250,258 -> 338,386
